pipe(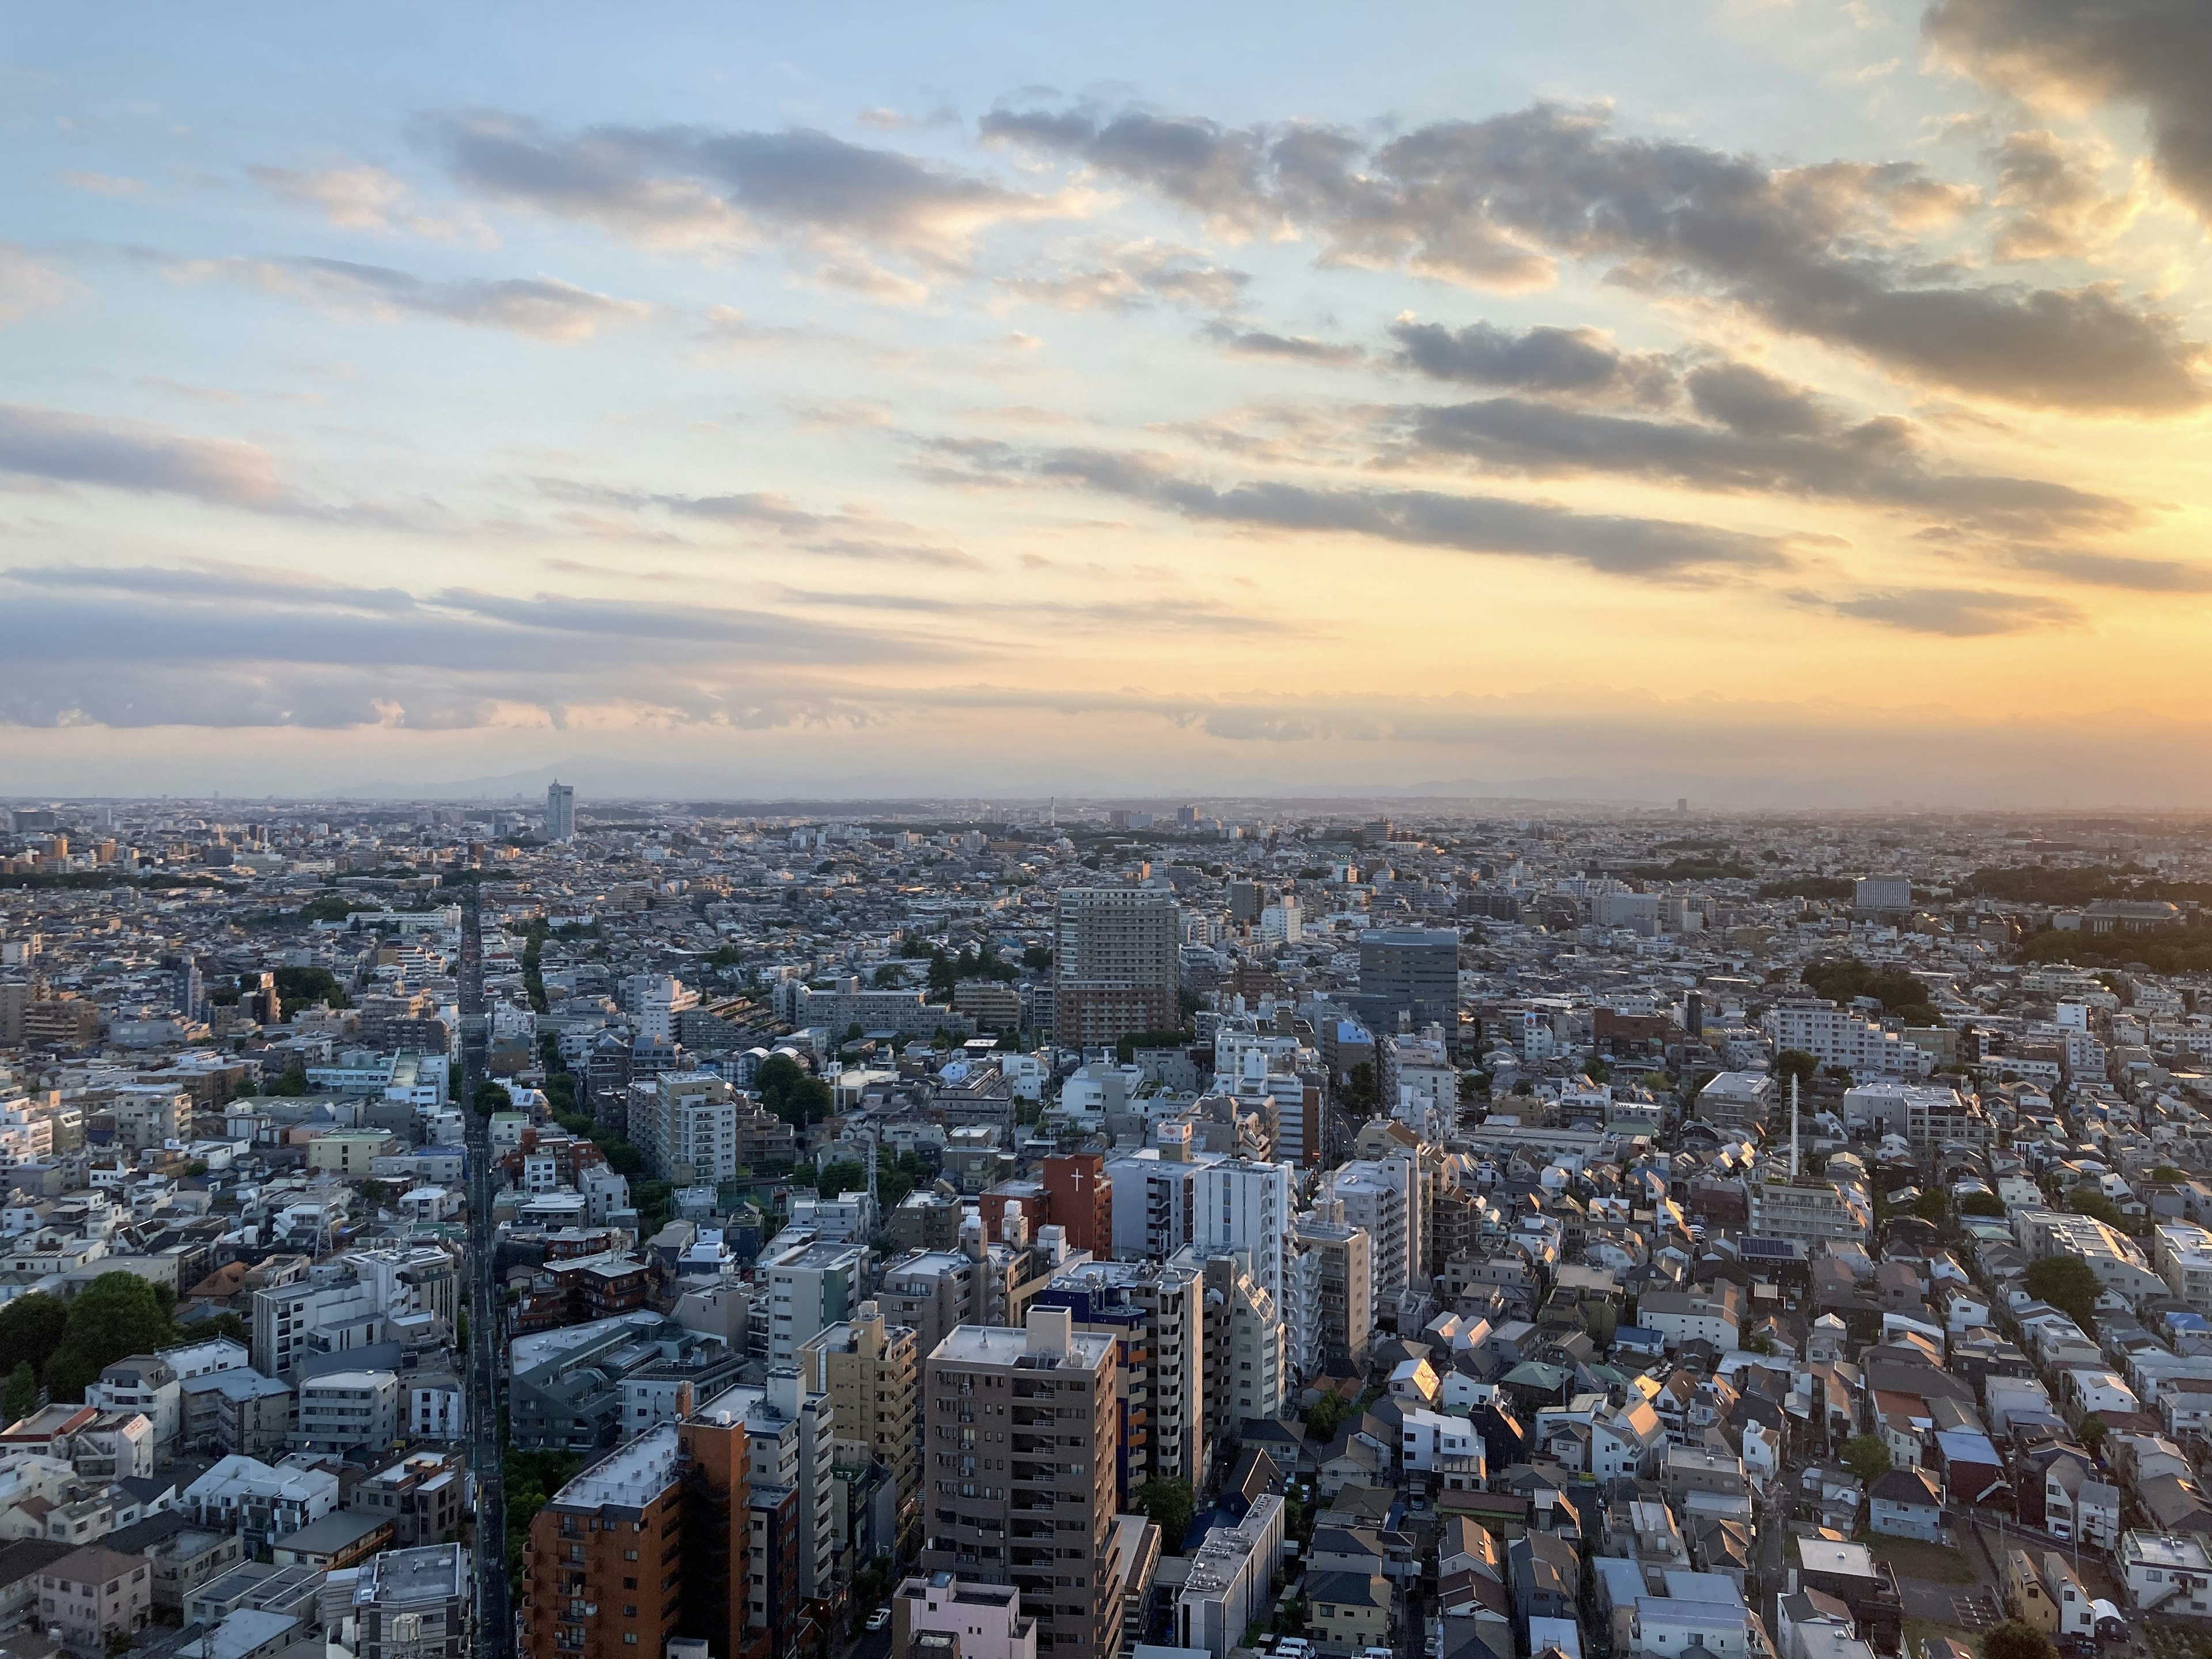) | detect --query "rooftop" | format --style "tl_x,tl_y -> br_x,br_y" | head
357,1542 -> 467,1605
555,1423 -> 679,1512
933,1323 -> 1114,1370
